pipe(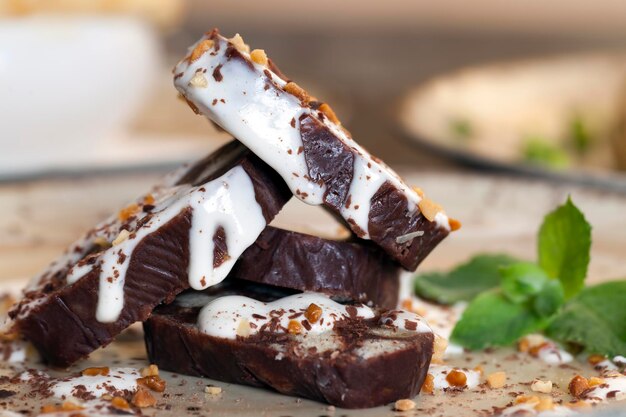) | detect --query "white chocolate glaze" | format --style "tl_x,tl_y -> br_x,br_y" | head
173,33 -> 450,238
51,367 -> 140,399
65,166 -> 265,322
12,163 -> 267,324
197,292 -> 432,340
429,365 -> 481,391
